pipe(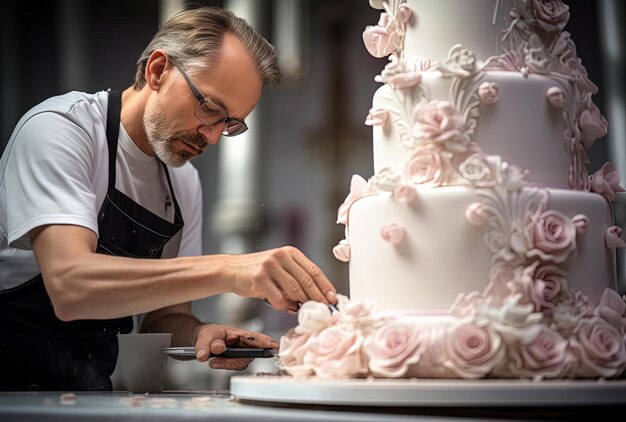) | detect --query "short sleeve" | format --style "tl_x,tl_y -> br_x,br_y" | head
6,111 -> 100,249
